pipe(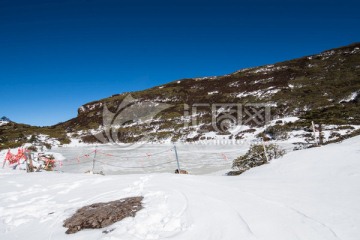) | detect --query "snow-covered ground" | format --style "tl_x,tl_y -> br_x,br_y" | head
1,135 -> 360,239
0,120 -> 8,126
